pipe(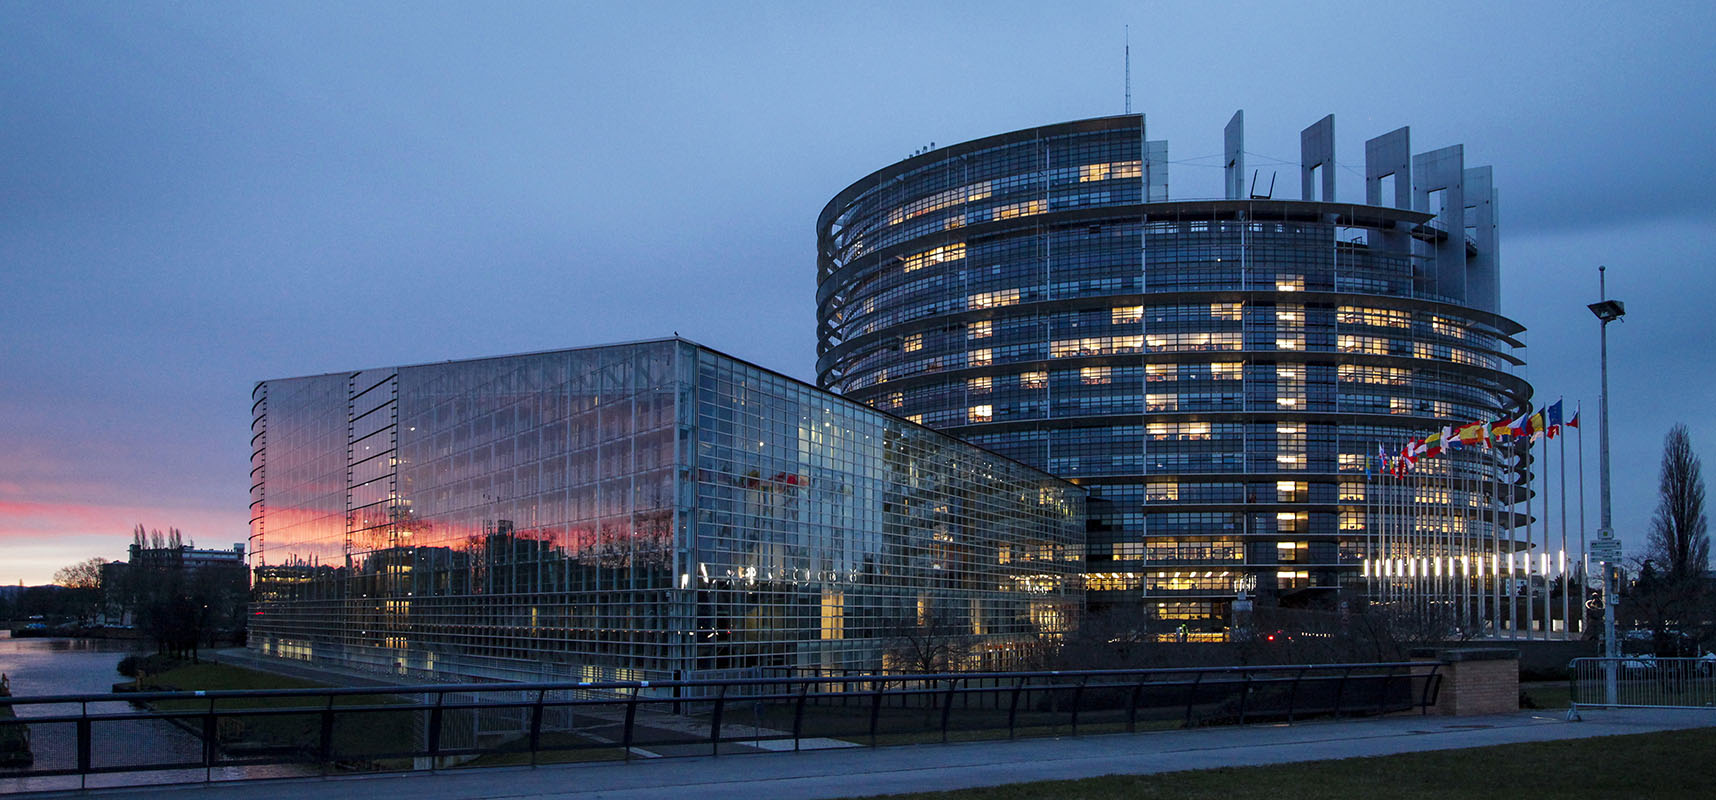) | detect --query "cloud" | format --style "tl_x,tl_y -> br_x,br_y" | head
0,500 -> 244,585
